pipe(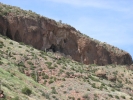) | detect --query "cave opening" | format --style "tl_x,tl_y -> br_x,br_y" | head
0,28 -> 3,35
49,44 -> 57,52
64,39 -> 67,43
6,29 -> 12,39
14,30 -> 21,42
